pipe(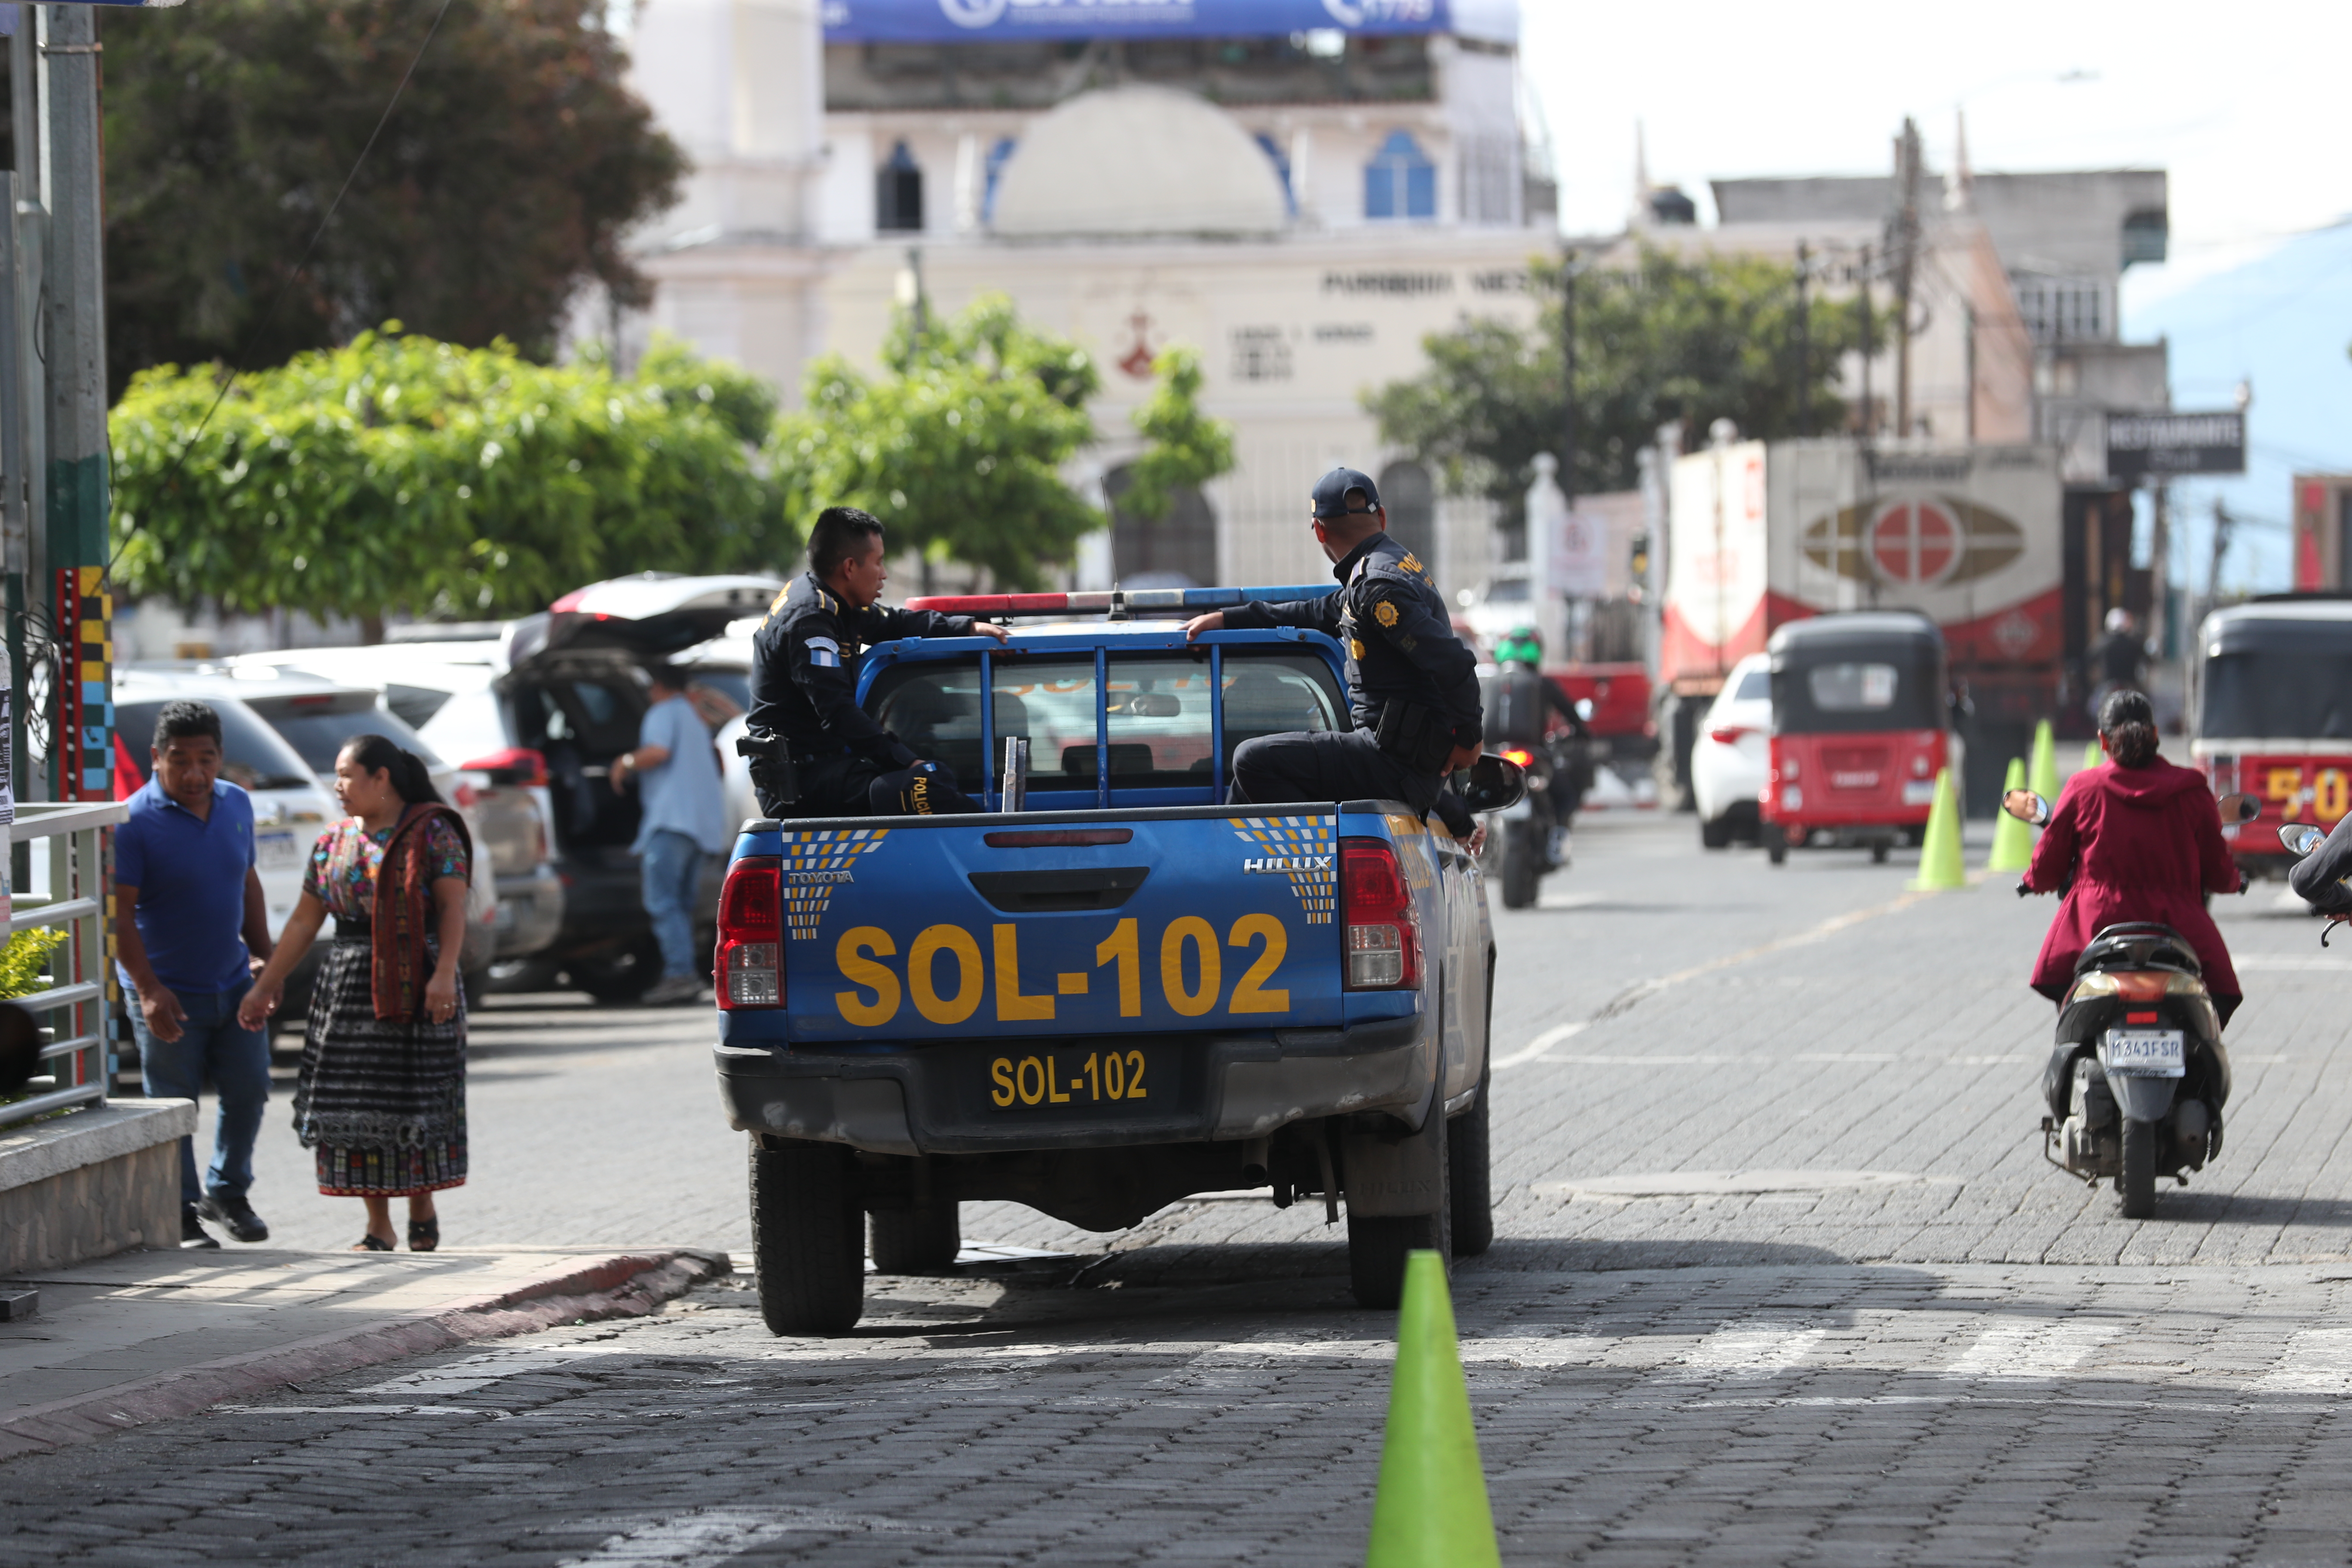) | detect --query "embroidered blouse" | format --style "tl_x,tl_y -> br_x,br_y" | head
303,816 -> 471,924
